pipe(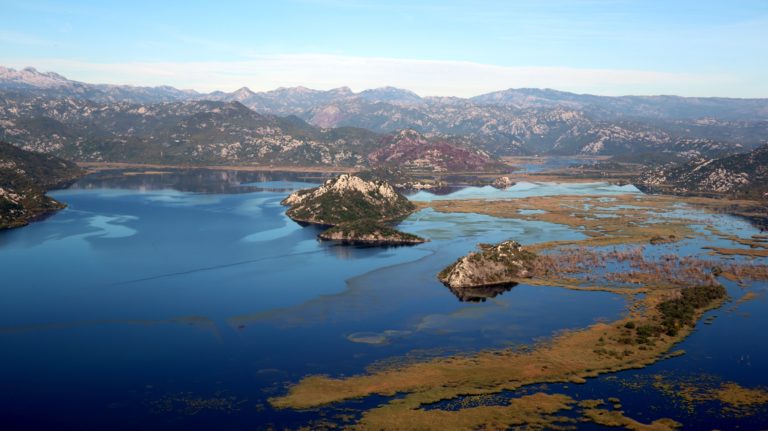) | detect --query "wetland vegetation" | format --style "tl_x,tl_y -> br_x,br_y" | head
270,186 -> 768,429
